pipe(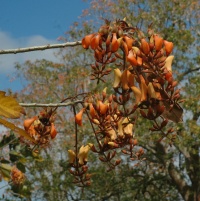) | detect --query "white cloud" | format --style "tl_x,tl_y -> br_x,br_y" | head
0,31 -> 60,74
